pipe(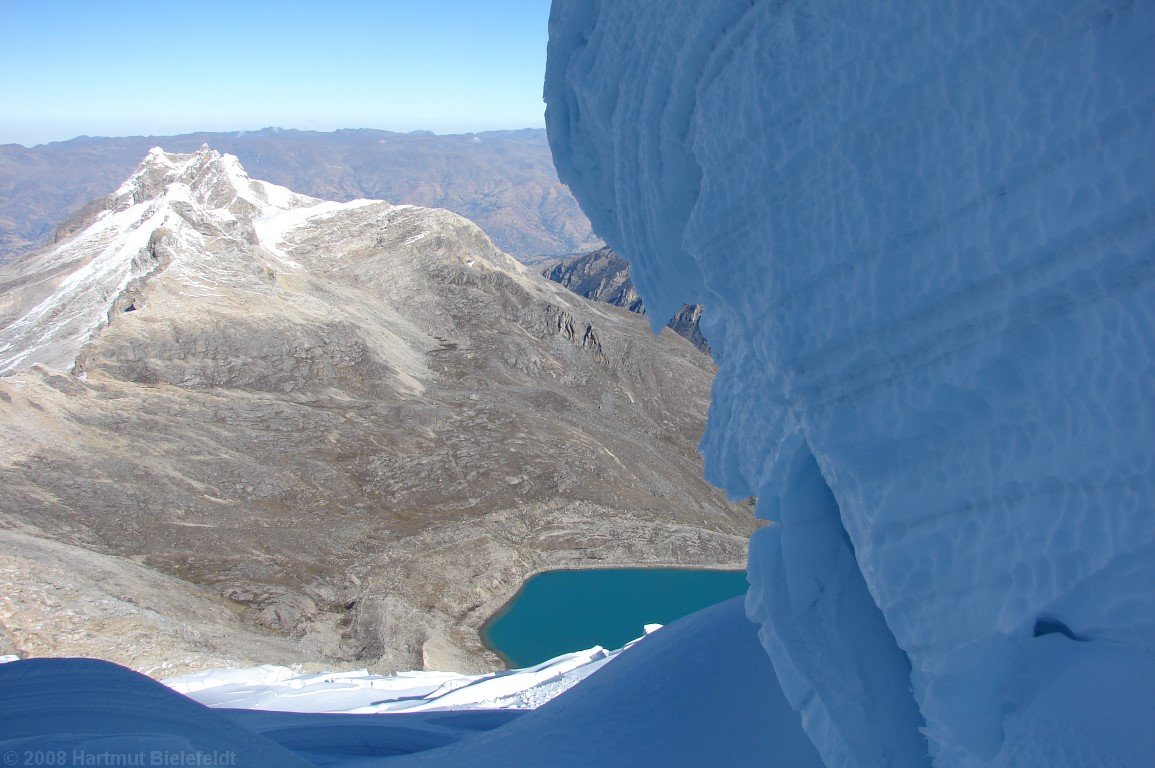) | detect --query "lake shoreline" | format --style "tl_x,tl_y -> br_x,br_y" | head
478,563 -> 748,665
349,501 -> 756,675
